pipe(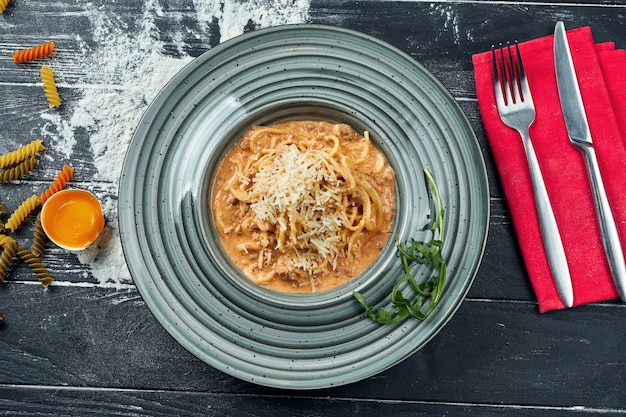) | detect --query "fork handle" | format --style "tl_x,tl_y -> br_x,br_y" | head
520,129 -> 574,307
578,145 -> 626,301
